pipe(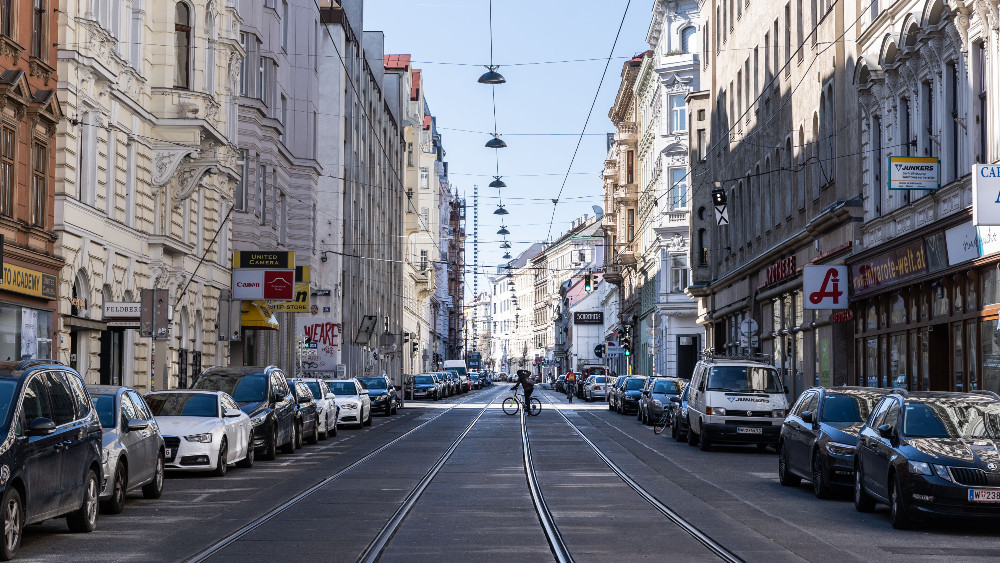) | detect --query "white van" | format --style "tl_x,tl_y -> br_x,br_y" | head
685,356 -> 790,451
